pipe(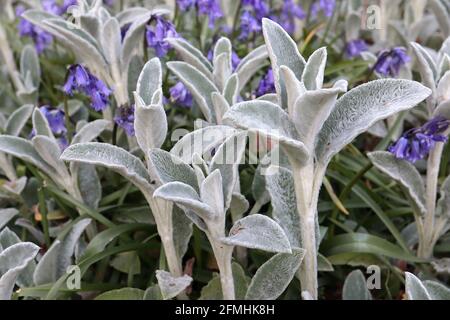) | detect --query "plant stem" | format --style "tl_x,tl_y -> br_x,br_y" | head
210,238 -> 235,300
64,97 -> 73,142
419,143 -> 444,258
38,185 -> 51,248
291,164 -> 325,300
